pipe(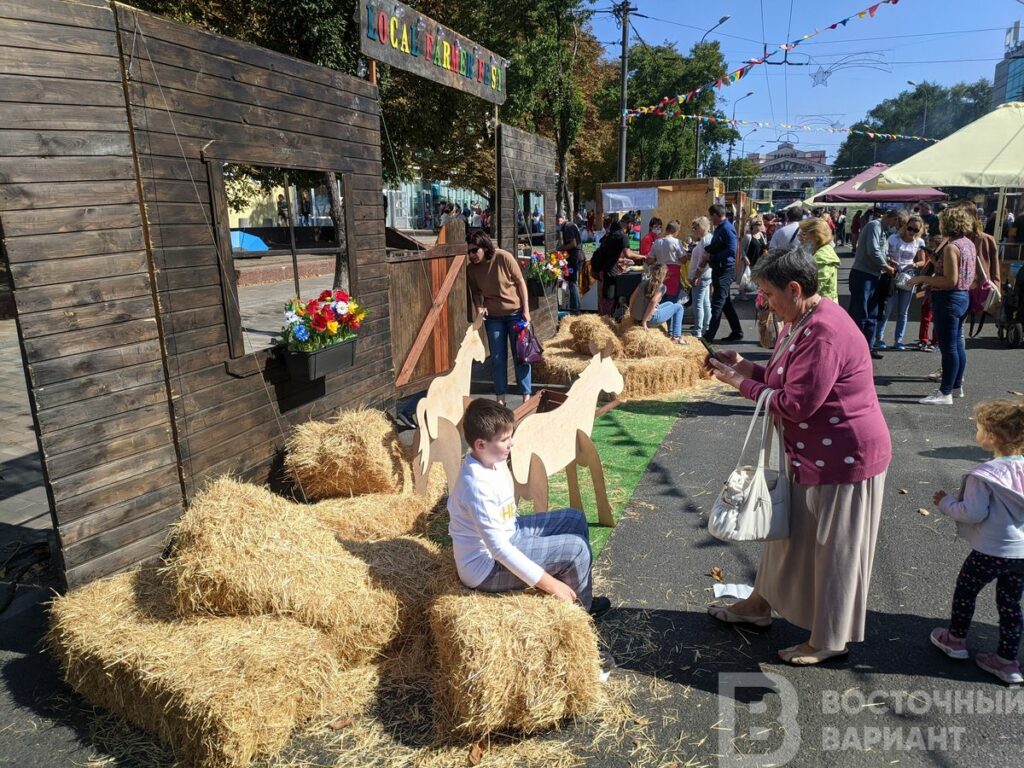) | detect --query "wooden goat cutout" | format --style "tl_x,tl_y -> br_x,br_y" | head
510,341 -> 624,527
413,314 -> 487,492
